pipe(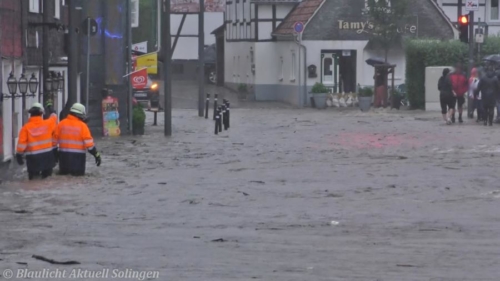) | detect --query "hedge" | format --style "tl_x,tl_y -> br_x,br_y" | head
405,37 -> 500,109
